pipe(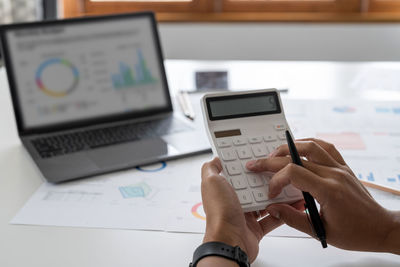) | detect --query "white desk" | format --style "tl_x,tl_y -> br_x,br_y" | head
1,61 -> 400,267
